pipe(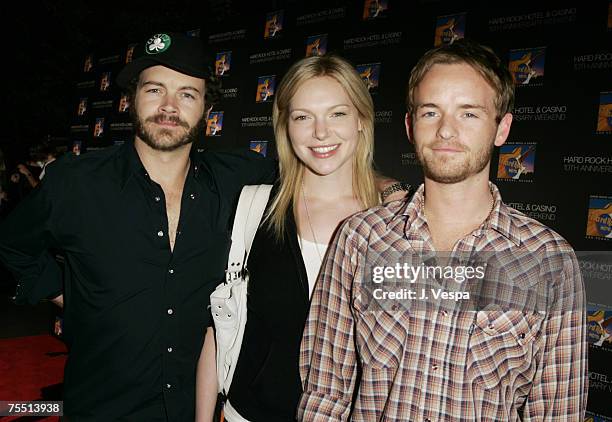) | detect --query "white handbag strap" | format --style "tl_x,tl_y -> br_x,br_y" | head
226,185 -> 273,282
